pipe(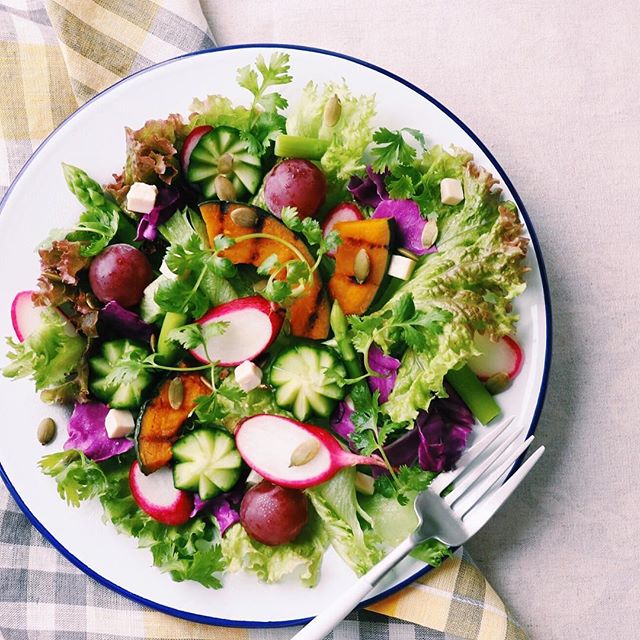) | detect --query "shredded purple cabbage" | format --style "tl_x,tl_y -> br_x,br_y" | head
191,486 -> 242,536
64,402 -> 133,461
100,301 -> 154,342
330,400 -> 355,443
382,385 -> 474,473
367,345 -> 401,403
135,186 -> 181,242
348,166 -> 389,207
372,199 -> 437,256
